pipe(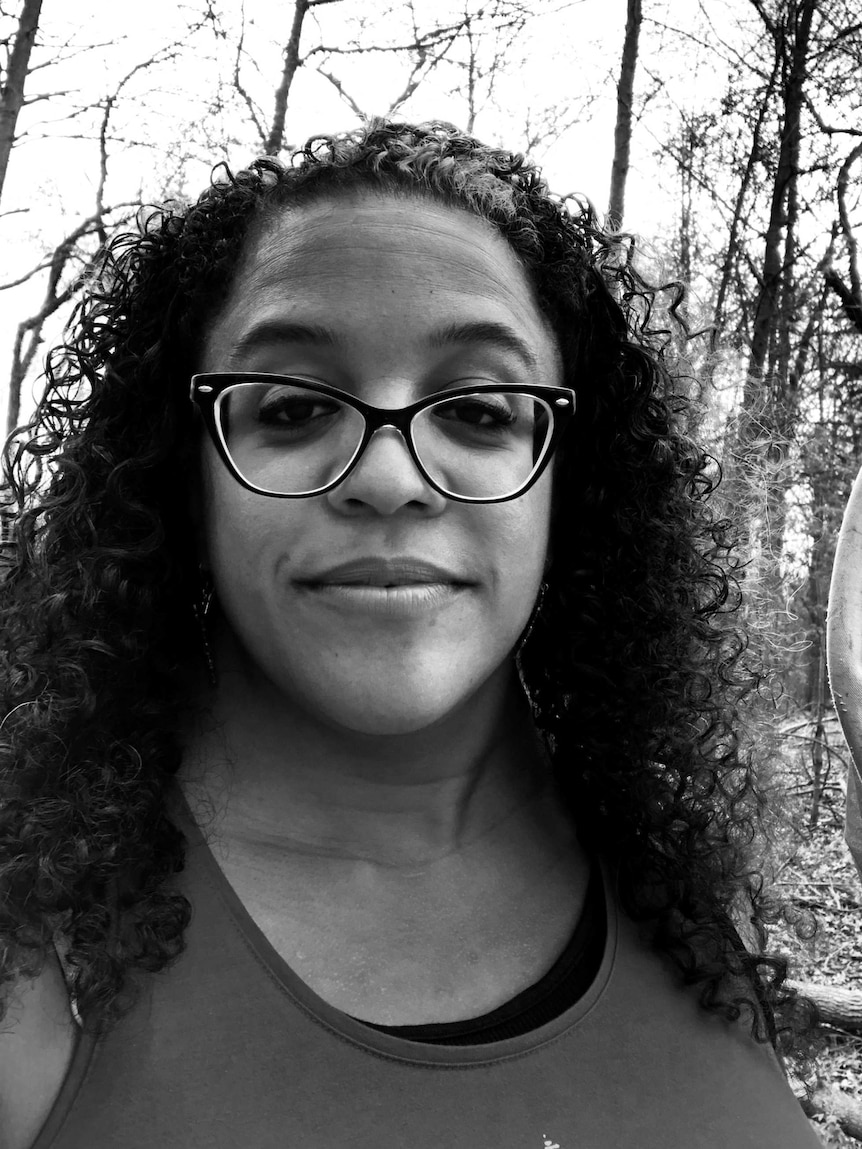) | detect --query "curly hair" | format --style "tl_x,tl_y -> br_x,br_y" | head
0,120 -> 811,1052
